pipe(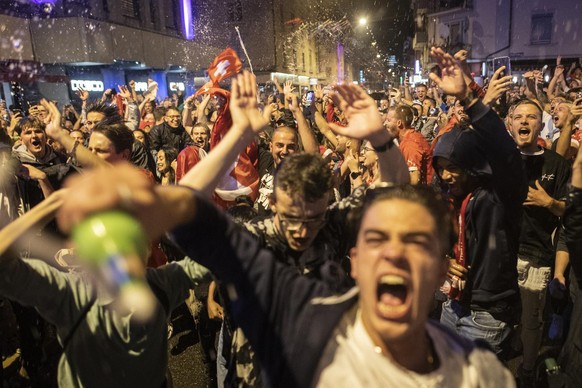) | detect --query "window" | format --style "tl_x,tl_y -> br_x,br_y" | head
530,13 -> 553,45
447,21 -> 465,46
165,0 -> 179,30
121,0 -> 140,19
227,0 -> 242,22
